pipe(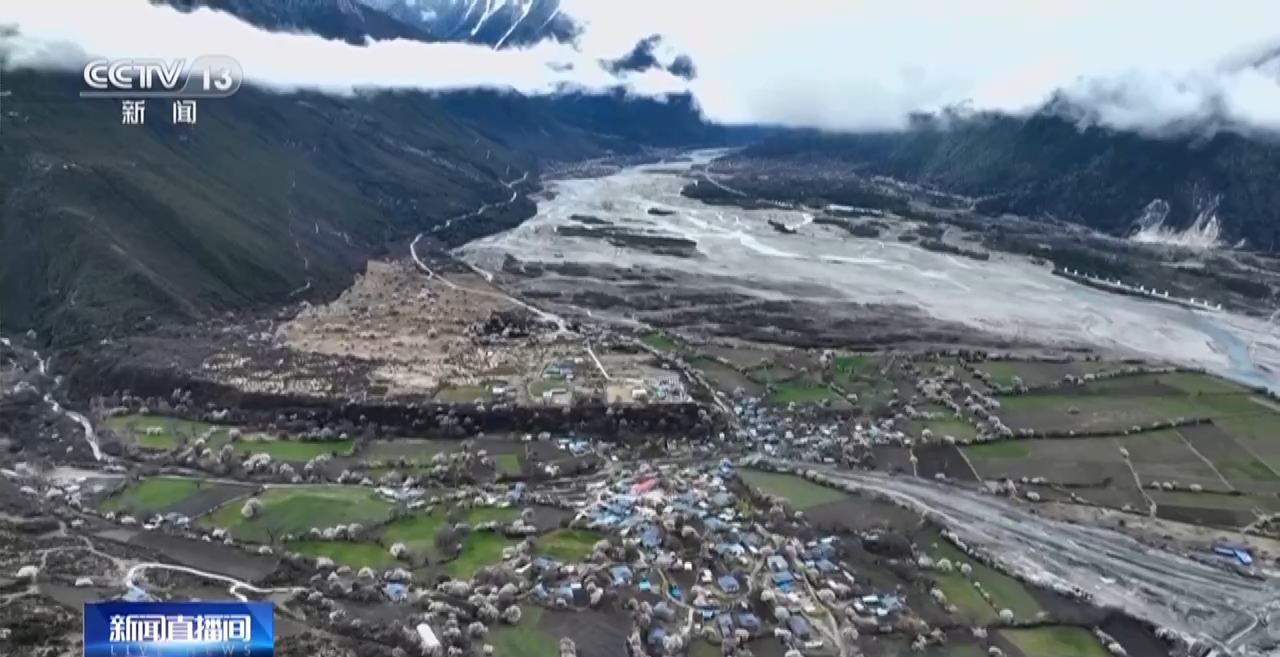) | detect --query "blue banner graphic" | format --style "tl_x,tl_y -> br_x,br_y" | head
84,601 -> 274,657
